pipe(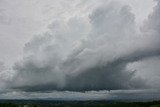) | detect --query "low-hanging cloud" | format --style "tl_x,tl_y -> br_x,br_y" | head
2,0 -> 160,93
